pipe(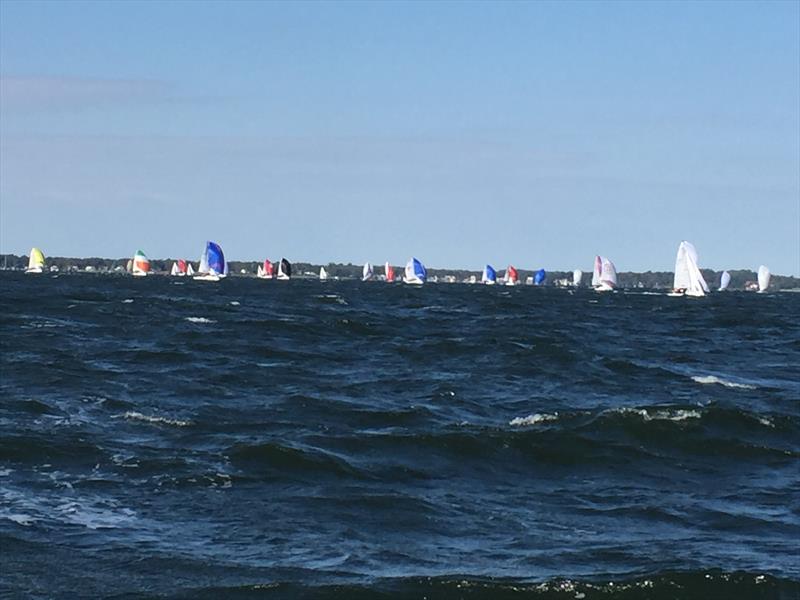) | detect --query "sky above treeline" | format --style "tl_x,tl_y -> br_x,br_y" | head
1,1 -> 798,274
